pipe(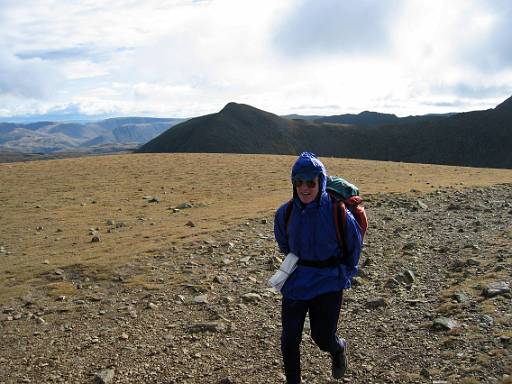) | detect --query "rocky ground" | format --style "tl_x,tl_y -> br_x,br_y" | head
1,184 -> 511,384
